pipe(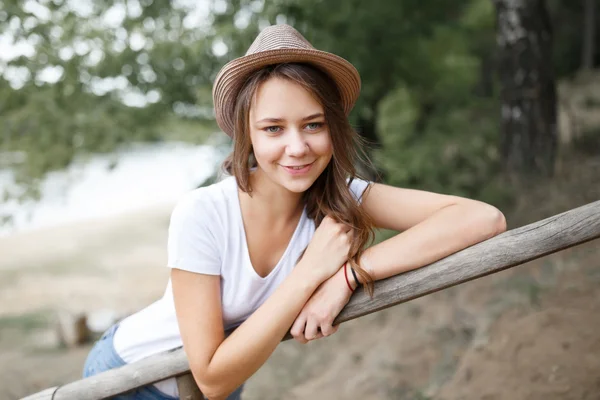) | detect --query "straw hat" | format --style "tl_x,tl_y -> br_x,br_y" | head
212,24 -> 361,137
